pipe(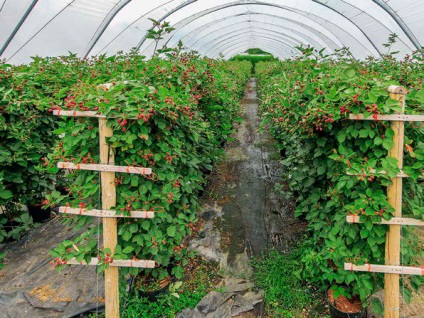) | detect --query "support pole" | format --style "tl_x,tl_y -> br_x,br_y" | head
0,0 -> 39,57
384,86 -> 407,318
99,118 -> 119,318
